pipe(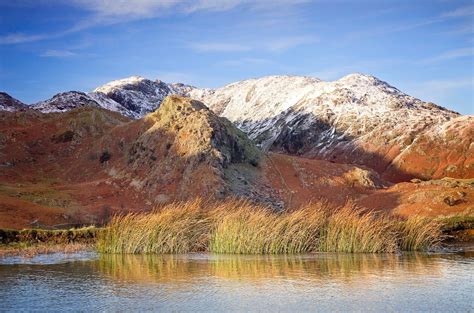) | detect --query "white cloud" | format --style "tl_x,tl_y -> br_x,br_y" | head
444,23 -> 474,35
265,36 -> 317,52
0,0 -> 308,45
40,49 -> 77,57
191,36 -> 316,54
71,0 -> 181,18
0,33 -> 47,44
441,5 -> 474,18
219,57 -> 271,66
420,78 -> 473,91
191,42 -> 252,52
422,47 -> 474,63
